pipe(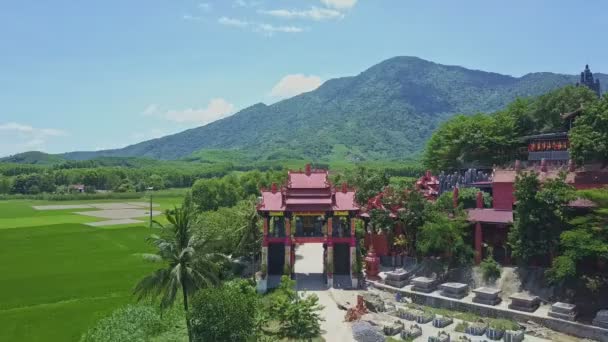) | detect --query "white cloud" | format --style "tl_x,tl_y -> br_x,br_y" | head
141,104 -> 159,116
320,0 -> 357,10
198,2 -> 212,11
182,14 -> 203,21
218,17 -> 304,35
259,7 -> 344,21
164,98 -> 236,124
218,16 -> 249,28
269,74 -> 323,99
257,24 -> 304,34
233,0 -> 261,8
0,122 -> 67,156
